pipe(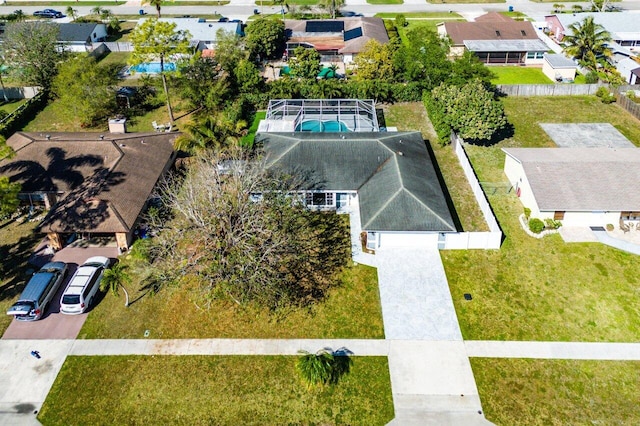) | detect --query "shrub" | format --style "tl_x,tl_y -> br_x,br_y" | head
606,223 -> 614,231
595,86 -> 615,104
544,218 -> 562,229
395,14 -> 407,27
584,71 -> 599,84
529,218 -> 545,234
523,207 -> 531,219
